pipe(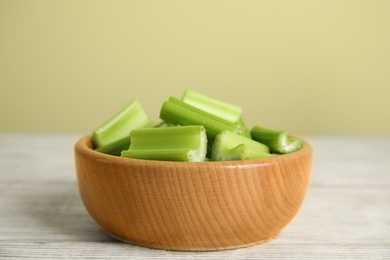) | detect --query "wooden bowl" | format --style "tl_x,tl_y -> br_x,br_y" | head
74,136 -> 312,251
